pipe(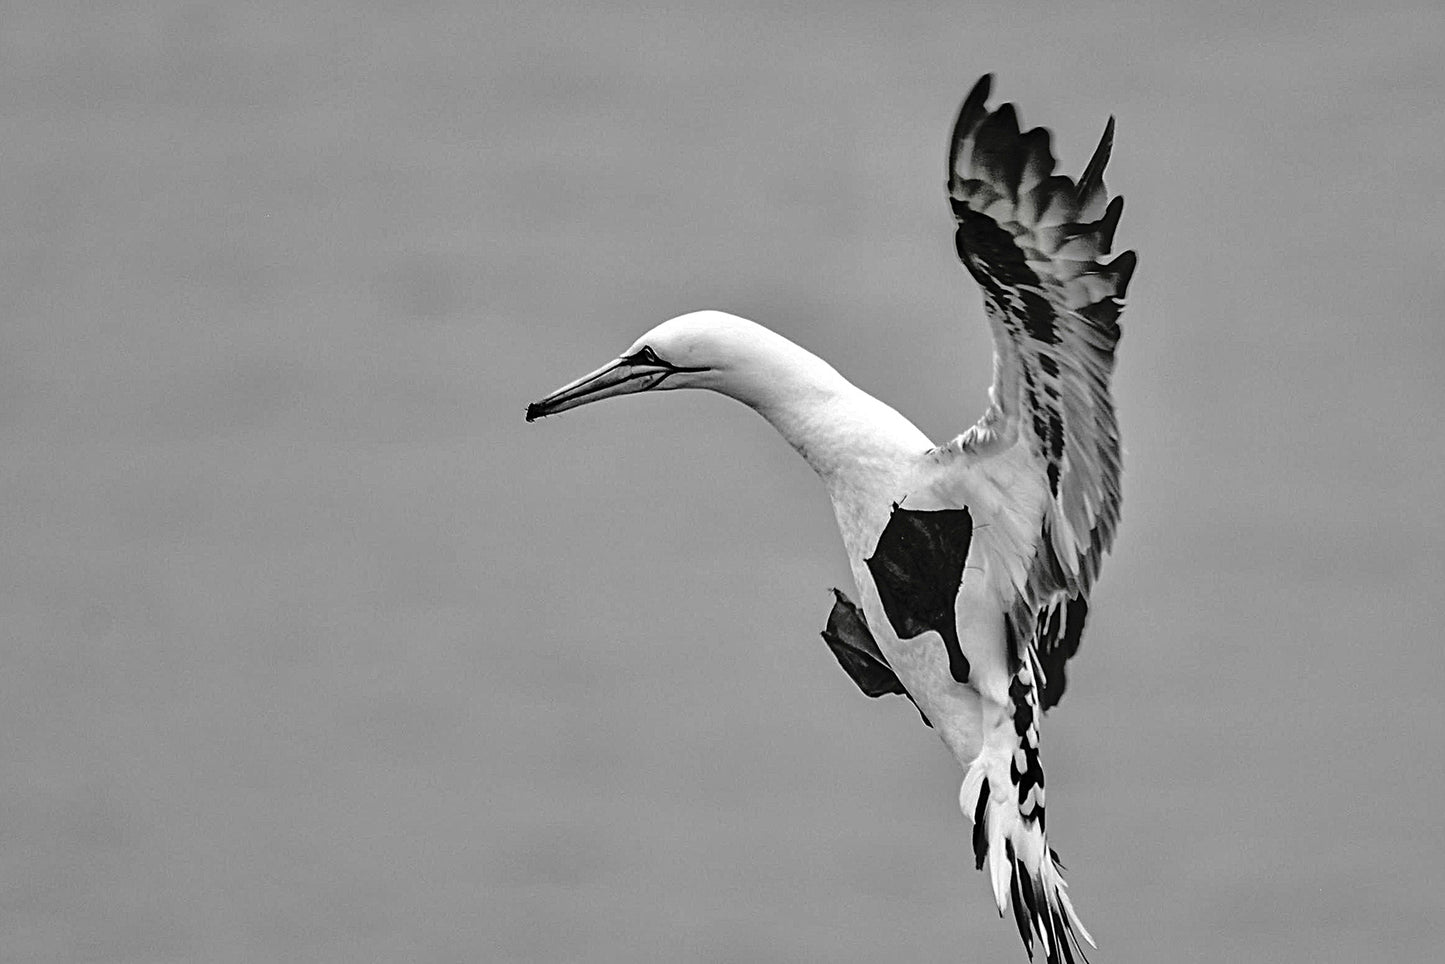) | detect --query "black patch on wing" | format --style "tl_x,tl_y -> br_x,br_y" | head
864,504 -> 974,684
1036,595 -> 1089,711
820,589 -> 931,727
